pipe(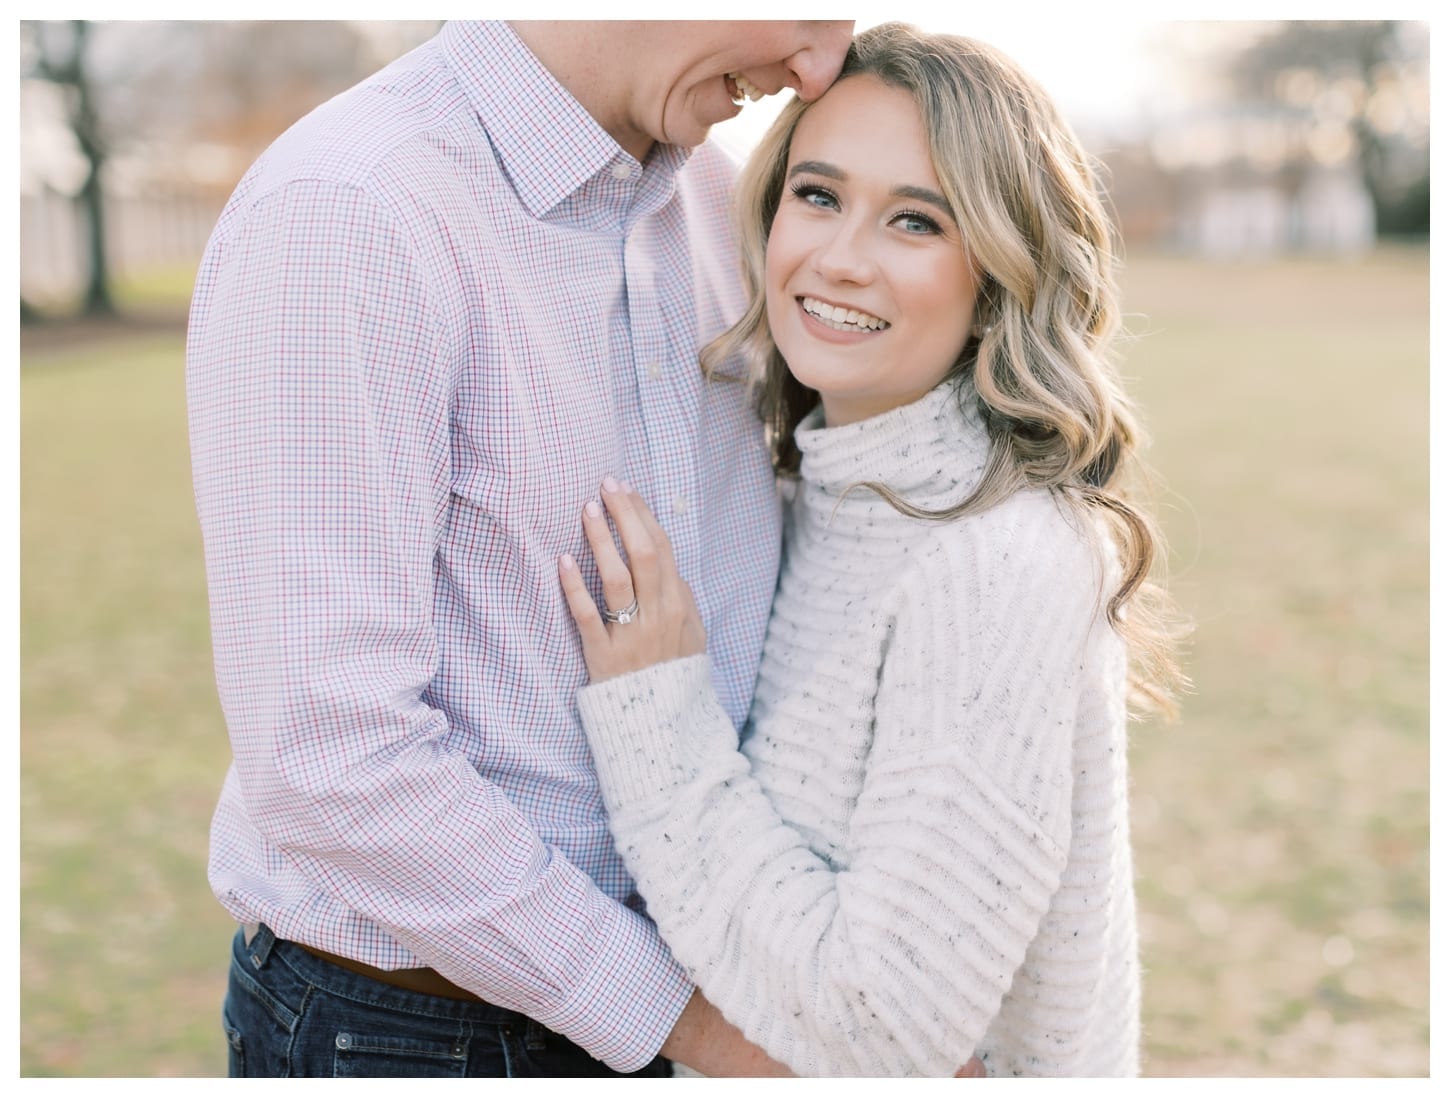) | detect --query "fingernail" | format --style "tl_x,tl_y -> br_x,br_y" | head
585,500 -> 602,518
602,476 -> 621,493
559,553 -> 576,571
